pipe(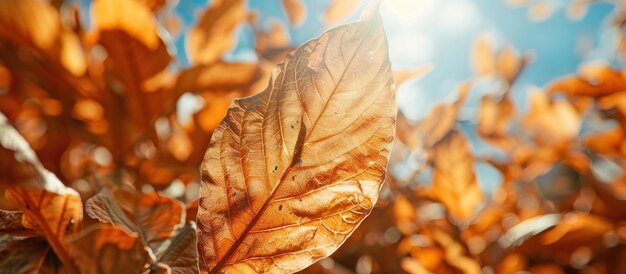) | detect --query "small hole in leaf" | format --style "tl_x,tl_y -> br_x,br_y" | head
279,205 -> 283,211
